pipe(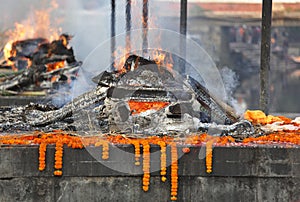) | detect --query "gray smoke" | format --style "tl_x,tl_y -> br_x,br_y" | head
220,66 -> 245,115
